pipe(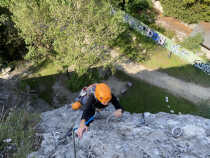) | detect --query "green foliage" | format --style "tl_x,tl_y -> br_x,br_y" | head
21,74 -> 56,104
126,0 -> 151,11
0,110 -> 40,158
110,0 -> 157,25
149,24 -> 176,39
110,28 -> 157,62
183,0 -> 196,4
66,67 -> 101,92
7,0 -> 125,73
115,70 -> 200,117
0,0 -> 10,7
18,80 -> 28,91
184,0 -> 210,3
180,33 -> 204,52
160,0 -> 210,23
142,47 -> 210,87
0,56 -> 3,68
0,7 -> 26,62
